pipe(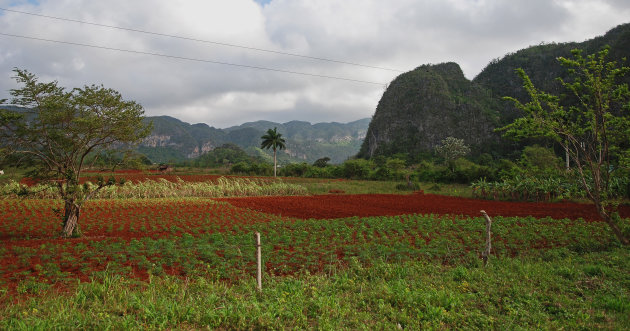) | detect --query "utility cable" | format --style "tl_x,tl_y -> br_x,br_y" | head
0,32 -> 387,85
0,7 -> 404,73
